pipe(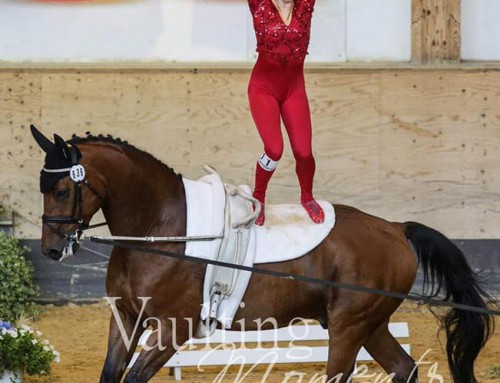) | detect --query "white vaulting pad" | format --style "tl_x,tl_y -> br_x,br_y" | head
254,201 -> 335,264
183,175 -> 335,264
182,174 -> 335,328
